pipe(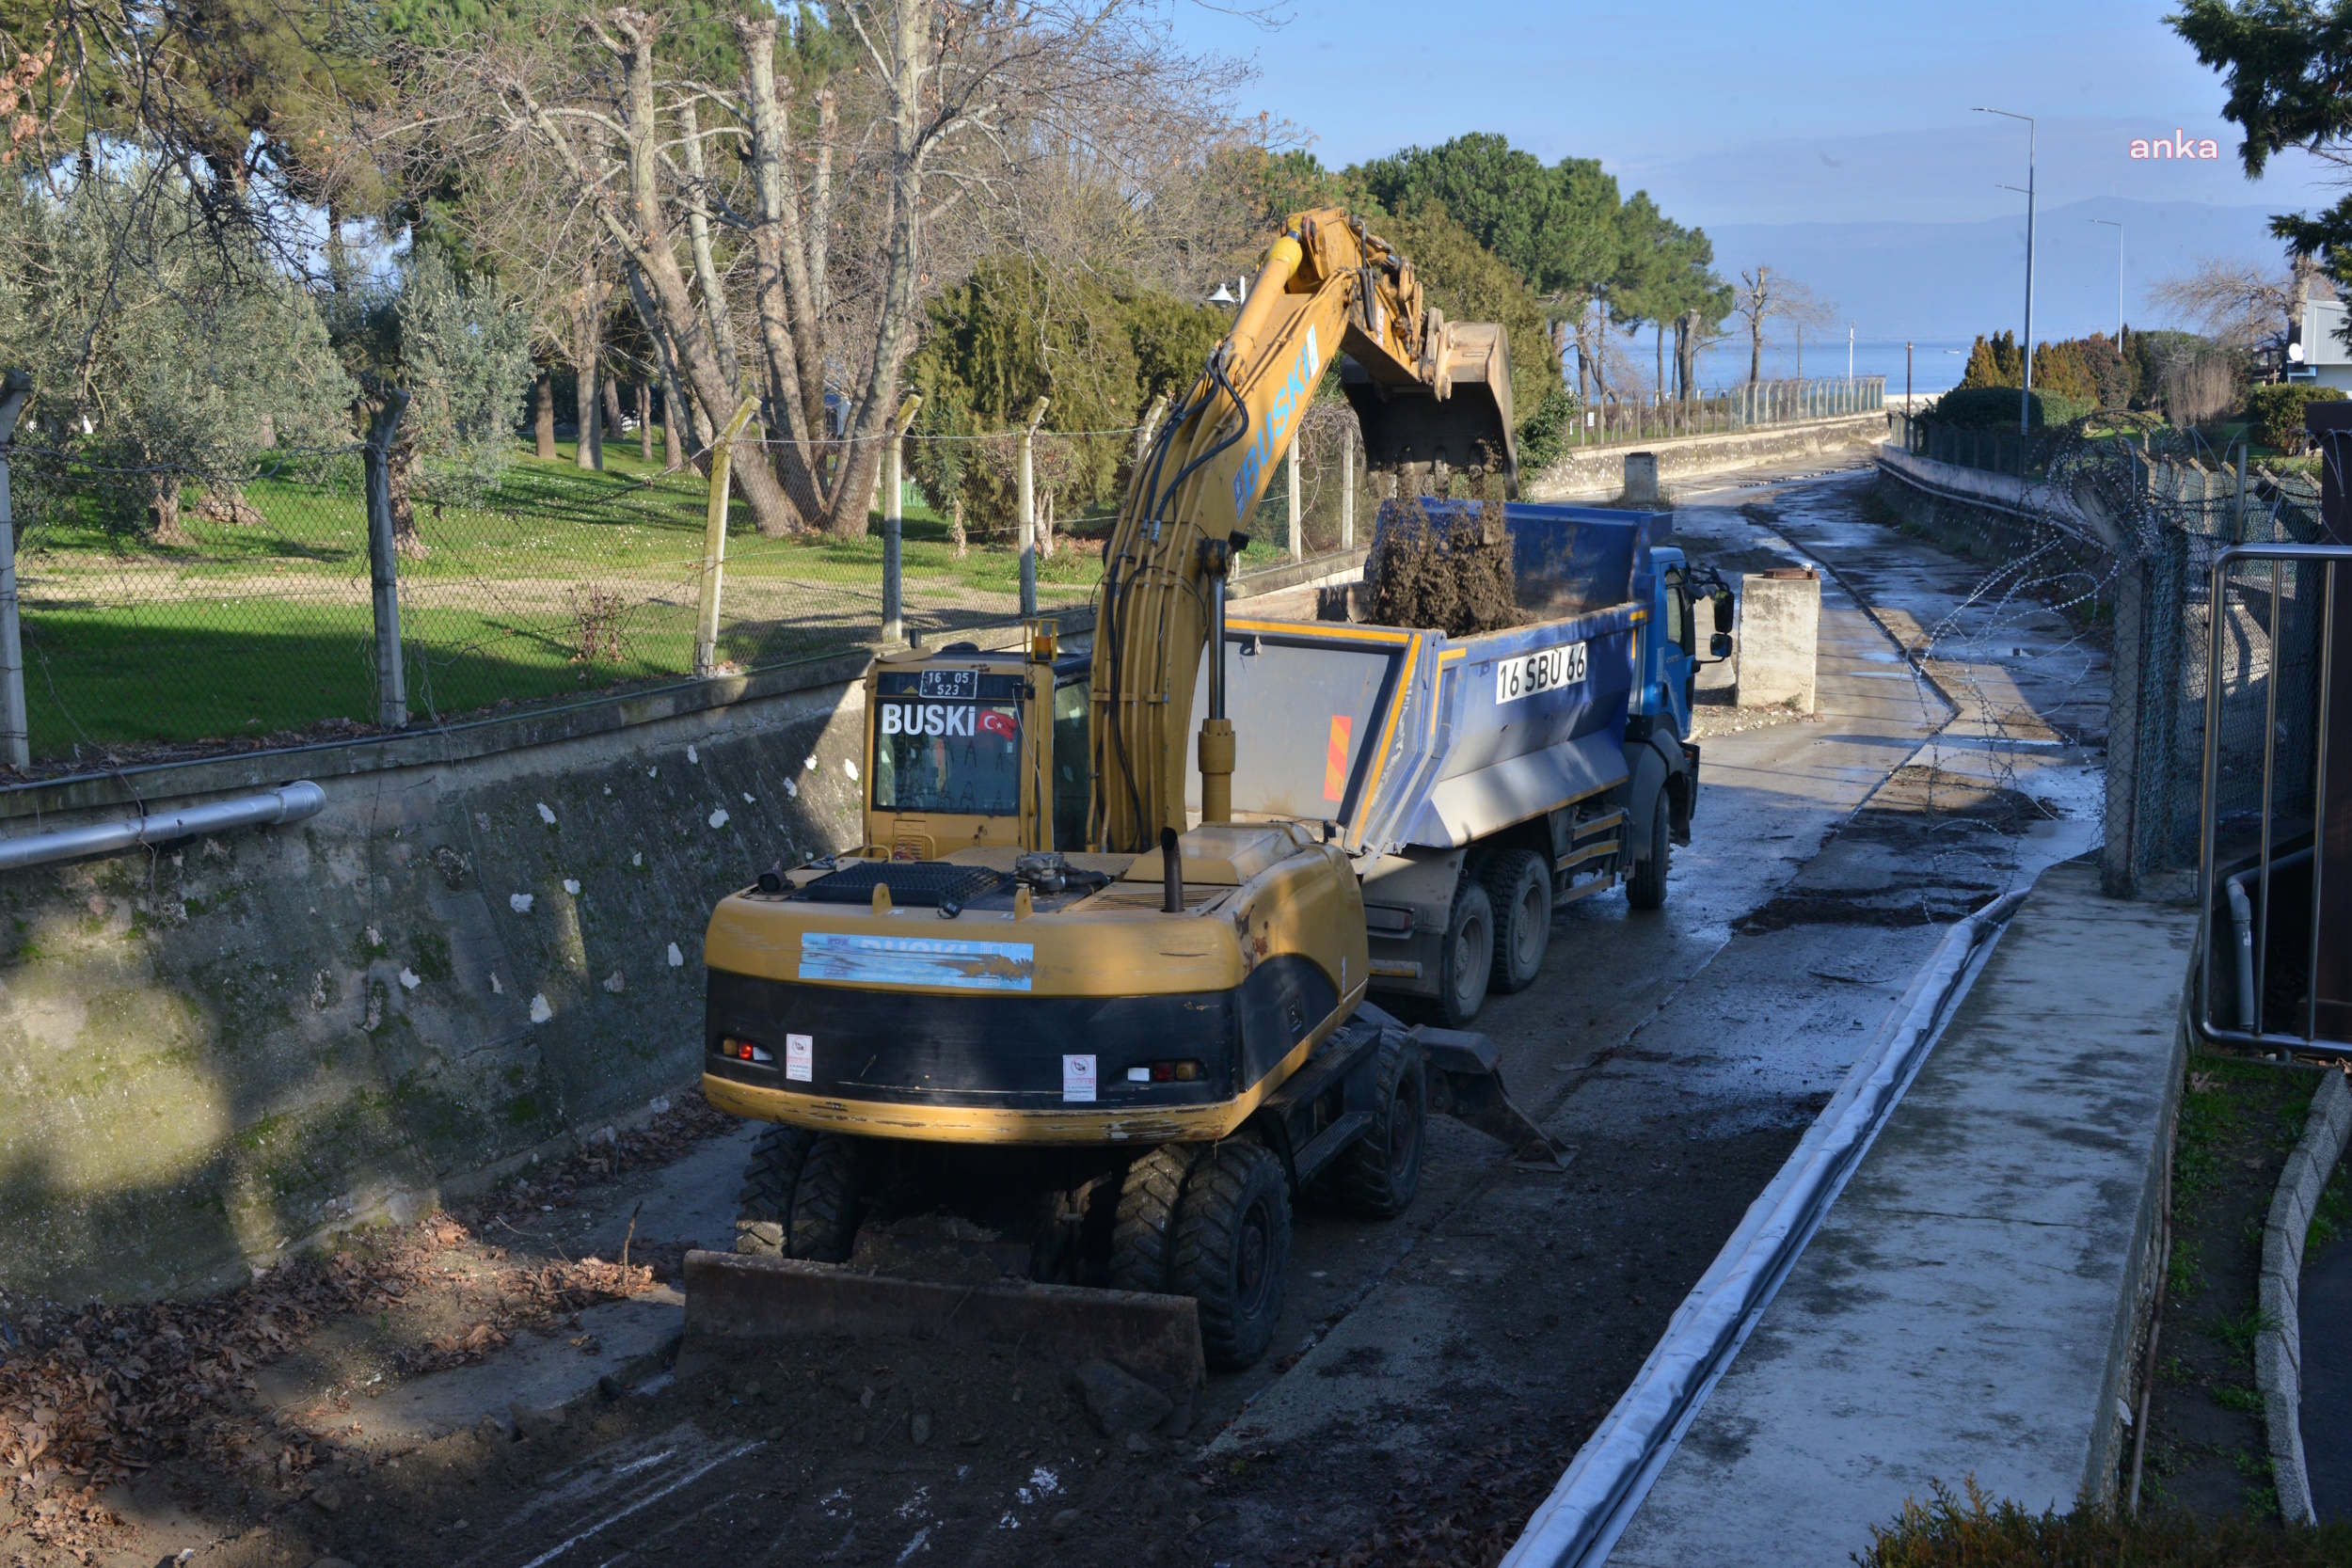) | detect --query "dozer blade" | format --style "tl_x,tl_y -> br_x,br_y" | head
1413,1024 -> 1571,1170
683,1250 -> 1206,1402
1342,319 -> 1519,497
